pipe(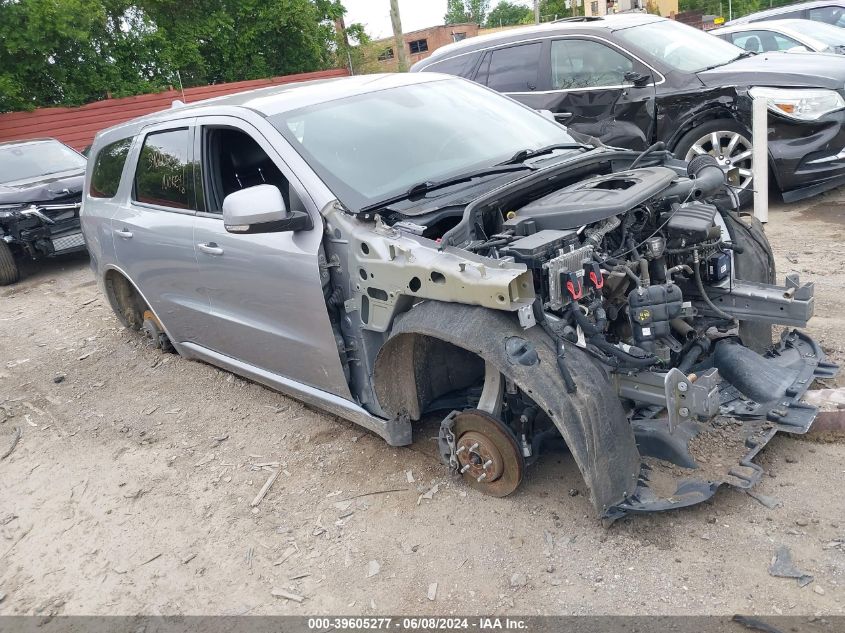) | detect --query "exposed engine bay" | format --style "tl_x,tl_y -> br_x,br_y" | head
320,149 -> 838,522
